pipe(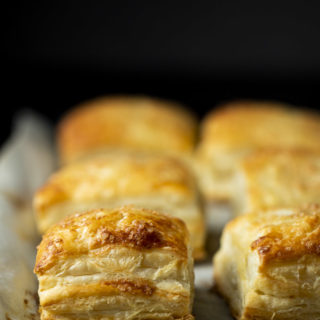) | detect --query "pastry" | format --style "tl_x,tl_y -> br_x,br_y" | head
57,96 -> 196,164
214,204 -> 320,320
34,206 -> 194,320
34,153 -> 205,259
233,149 -> 320,215
195,100 -> 320,201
